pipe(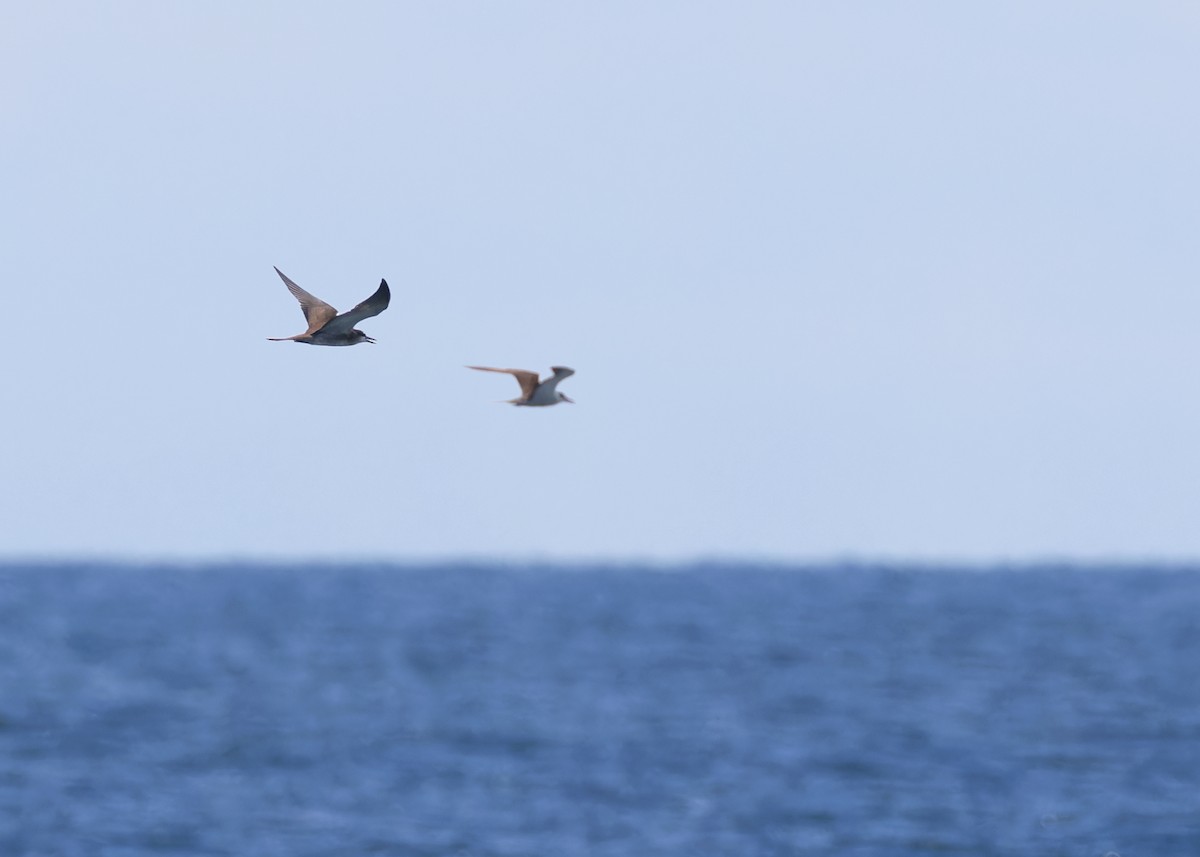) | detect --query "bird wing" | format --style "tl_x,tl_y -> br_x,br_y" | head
275,267 -> 338,334
539,366 -> 575,393
321,279 -> 391,335
467,366 -> 540,400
